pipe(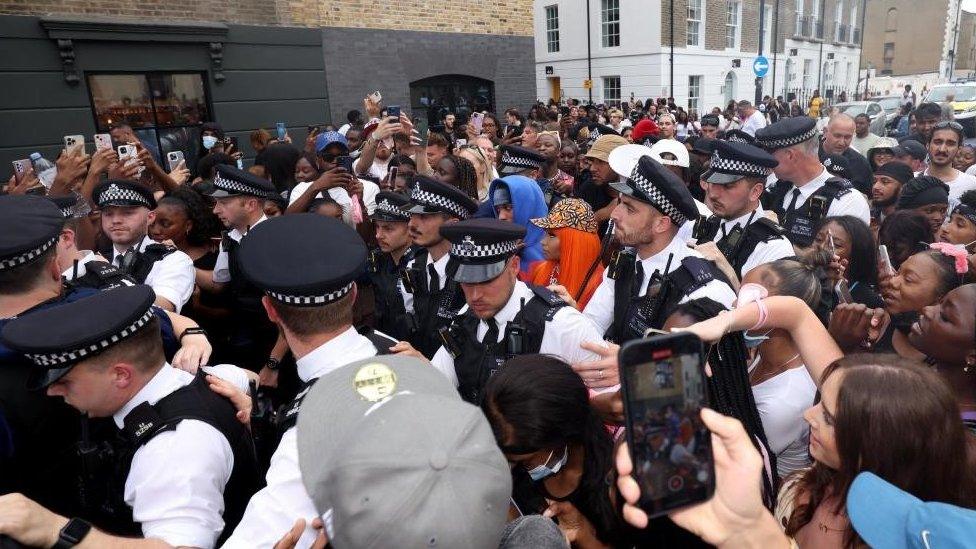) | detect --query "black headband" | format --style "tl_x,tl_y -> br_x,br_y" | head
952,203 -> 976,226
